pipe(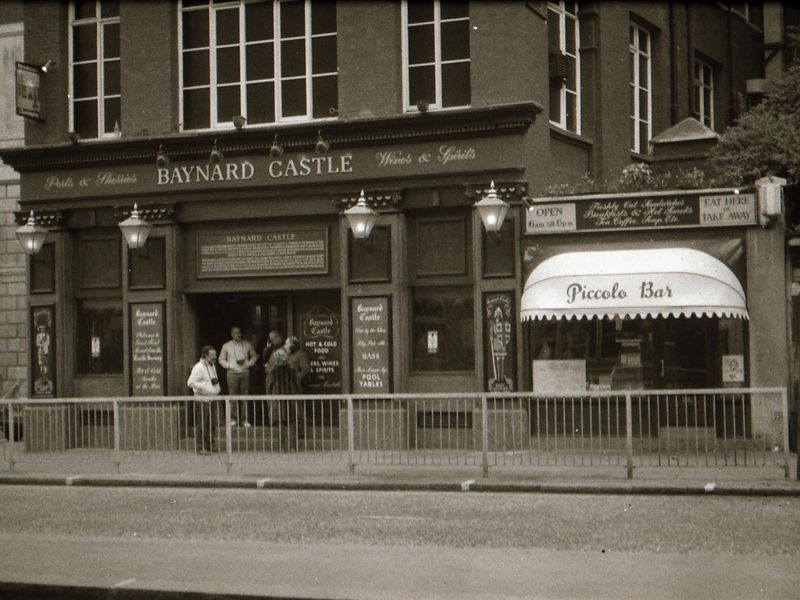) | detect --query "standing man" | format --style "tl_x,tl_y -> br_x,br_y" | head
187,345 -> 221,454
219,326 -> 257,427
261,329 -> 285,368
